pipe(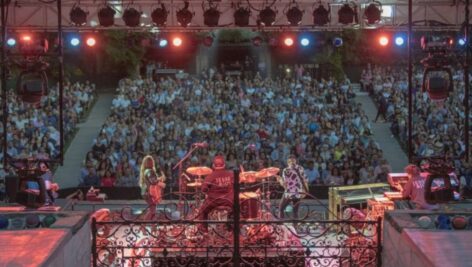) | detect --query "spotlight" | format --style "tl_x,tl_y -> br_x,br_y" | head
333,37 -> 343,47
7,37 -> 16,47
395,36 -> 405,46
70,37 -> 80,47
300,37 -> 310,46
312,3 -> 330,26
173,37 -> 183,47
21,34 -> 32,42
123,7 -> 142,27
284,37 -> 294,47
69,5 -> 88,26
286,4 -> 303,26
258,6 -> 276,26
86,37 -> 96,47
458,38 -> 466,46
234,7 -> 251,27
159,39 -> 168,47
203,4 -> 221,27
98,5 -> 116,27
203,36 -> 214,47
176,1 -> 194,27
379,36 -> 389,46
252,36 -> 263,46
151,4 -> 169,26
19,36 -> 48,55
363,1 -> 382,25
338,3 -> 357,25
